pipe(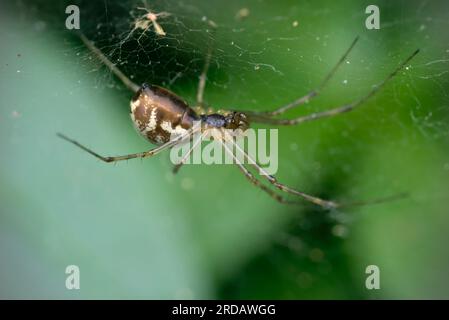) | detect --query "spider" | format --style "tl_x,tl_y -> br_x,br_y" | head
58,34 -> 419,208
